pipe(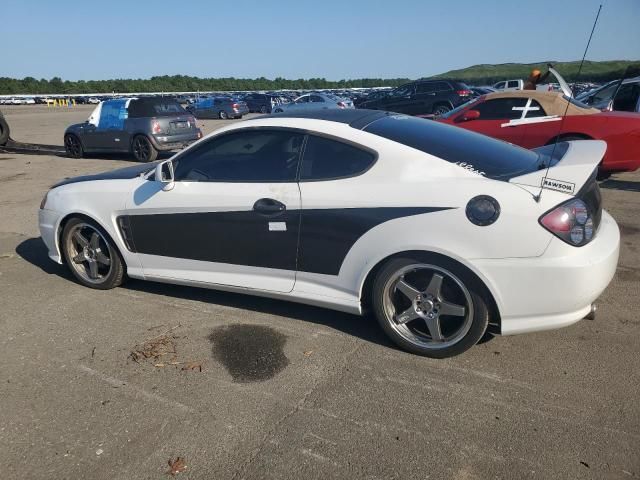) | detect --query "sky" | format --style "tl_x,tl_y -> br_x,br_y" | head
2,0 -> 638,81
